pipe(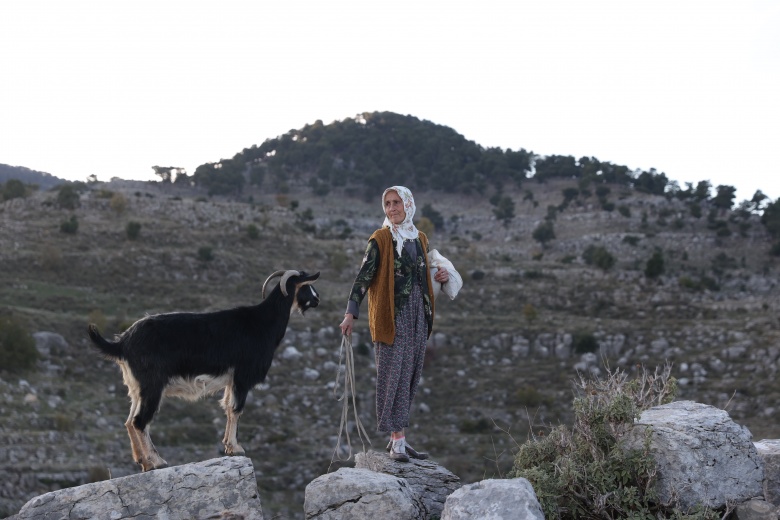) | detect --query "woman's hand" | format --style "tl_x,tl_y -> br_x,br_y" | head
434,266 -> 449,284
340,313 -> 354,336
